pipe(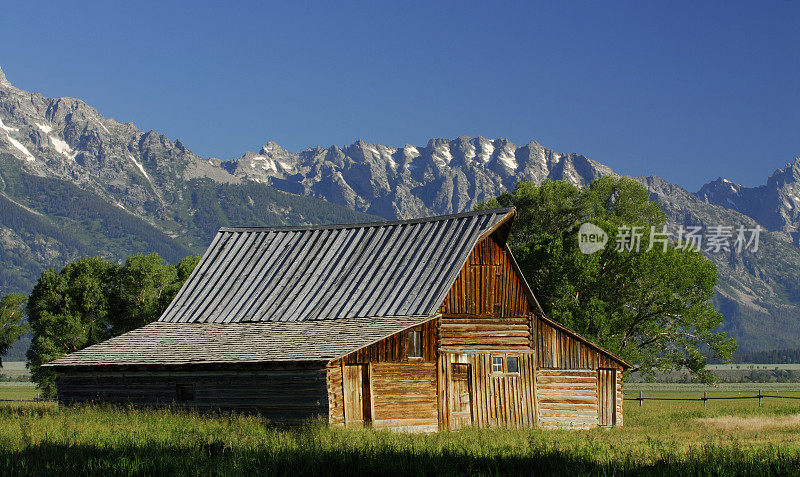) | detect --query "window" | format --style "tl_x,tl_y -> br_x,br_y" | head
506,356 -> 519,374
408,330 -> 422,358
492,356 -> 504,373
176,384 -> 195,401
